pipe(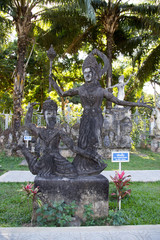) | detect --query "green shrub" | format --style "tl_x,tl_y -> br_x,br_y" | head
36,201 -> 77,227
